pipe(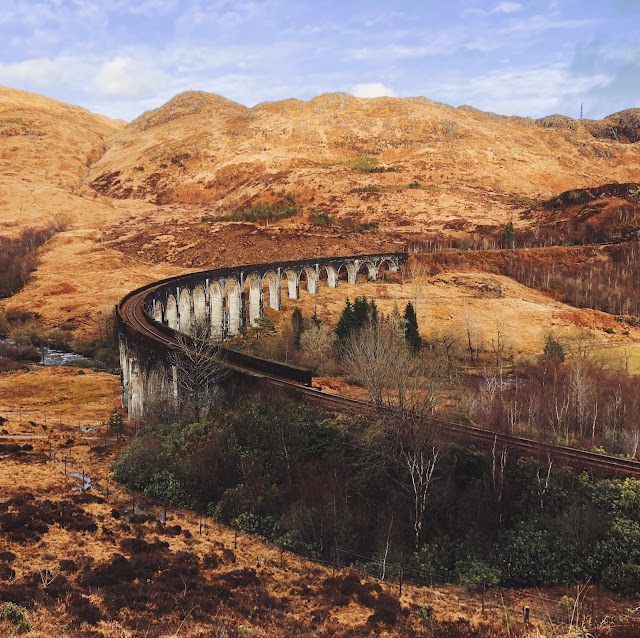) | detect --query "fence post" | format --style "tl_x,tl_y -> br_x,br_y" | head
399,553 -> 405,597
